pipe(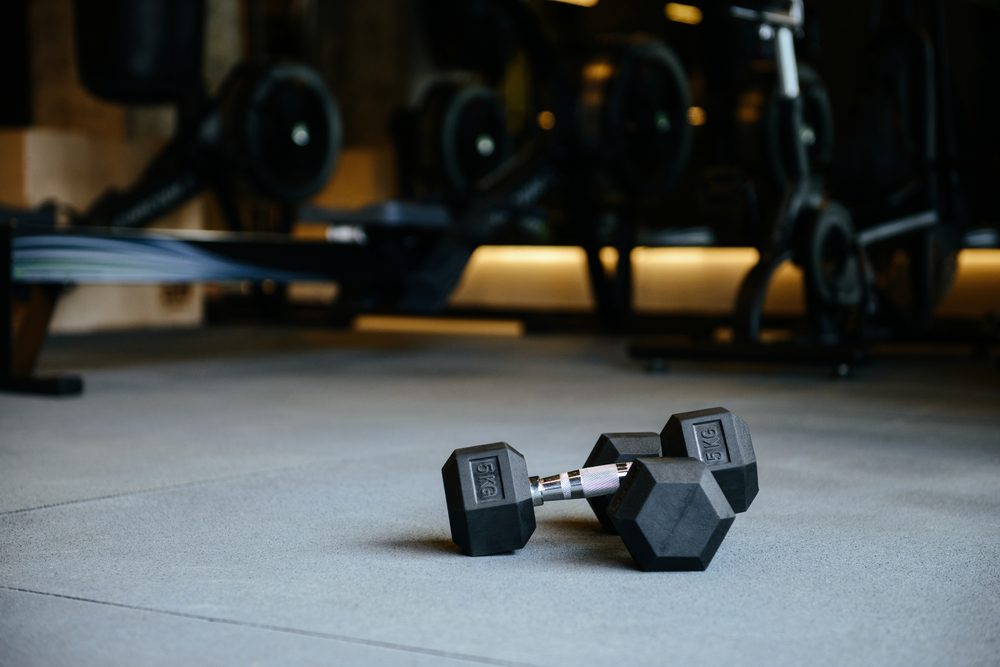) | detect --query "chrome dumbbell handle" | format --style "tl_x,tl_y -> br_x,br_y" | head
529,462 -> 632,507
